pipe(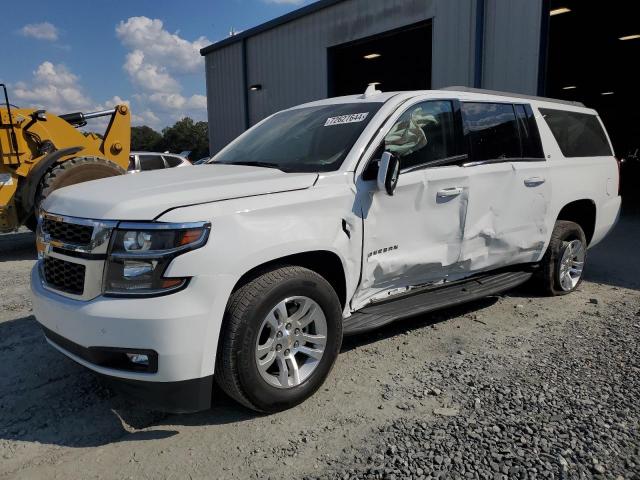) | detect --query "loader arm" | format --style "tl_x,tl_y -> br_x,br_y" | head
1,98 -> 131,232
